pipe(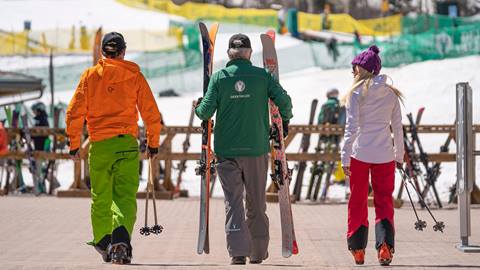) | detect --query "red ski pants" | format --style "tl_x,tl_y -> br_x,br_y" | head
347,157 -> 395,239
